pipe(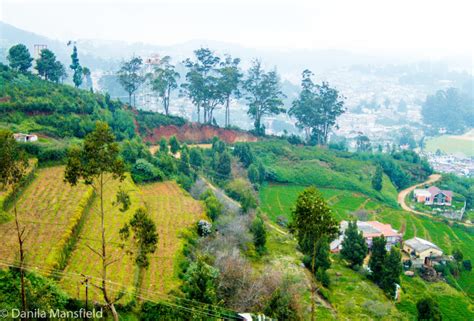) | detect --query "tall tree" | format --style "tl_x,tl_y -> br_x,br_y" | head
289,70 -> 345,145
64,121 -> 126,321
181,258 -> 219,305
356,134 -> 372,152
381,247 -> 402,298
70,45 -> 83,88
82,67 -> 93,91
7,44 -> 33,73
290,186 -> 338,320
243,60 -> 285,136
119,207 -> 158,268
372,165 -> 383,191
182,48 -> 223,124
250,215 -> 267,255
151,56 -> 180,115
117,56 -> 145,106
368,236 -> 387,285
215,151 -> 232,180
218,55 -> 242,127
0,130 -> 29,317
340,220 -> 368,268
35,49 -> 66,83
169,136 -> 180,154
